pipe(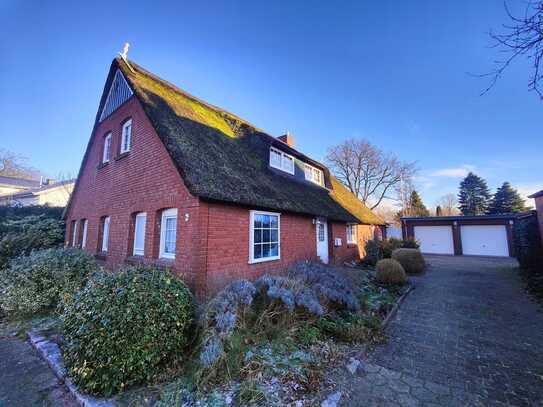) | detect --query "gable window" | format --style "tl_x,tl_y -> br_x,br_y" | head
120,119 -> 132,154
304,164 -> 324,186
159,208 -> 177,259
81,219 -> 88,249
71,220 -> 78,247
249,210 -> 280,263
100,216 -> 110,253
269,147 -> 295,175
102,133 -> 112,163
346,224 -> 356,244
133,212 -> 146,256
